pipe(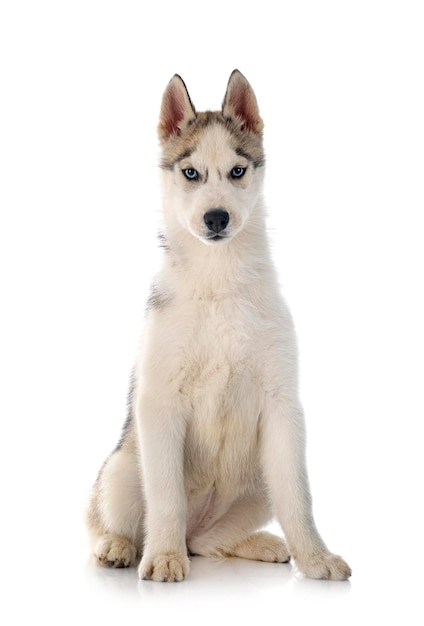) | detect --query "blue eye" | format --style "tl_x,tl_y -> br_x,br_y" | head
183,168 -> 199,180
231,166 -> 246,178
